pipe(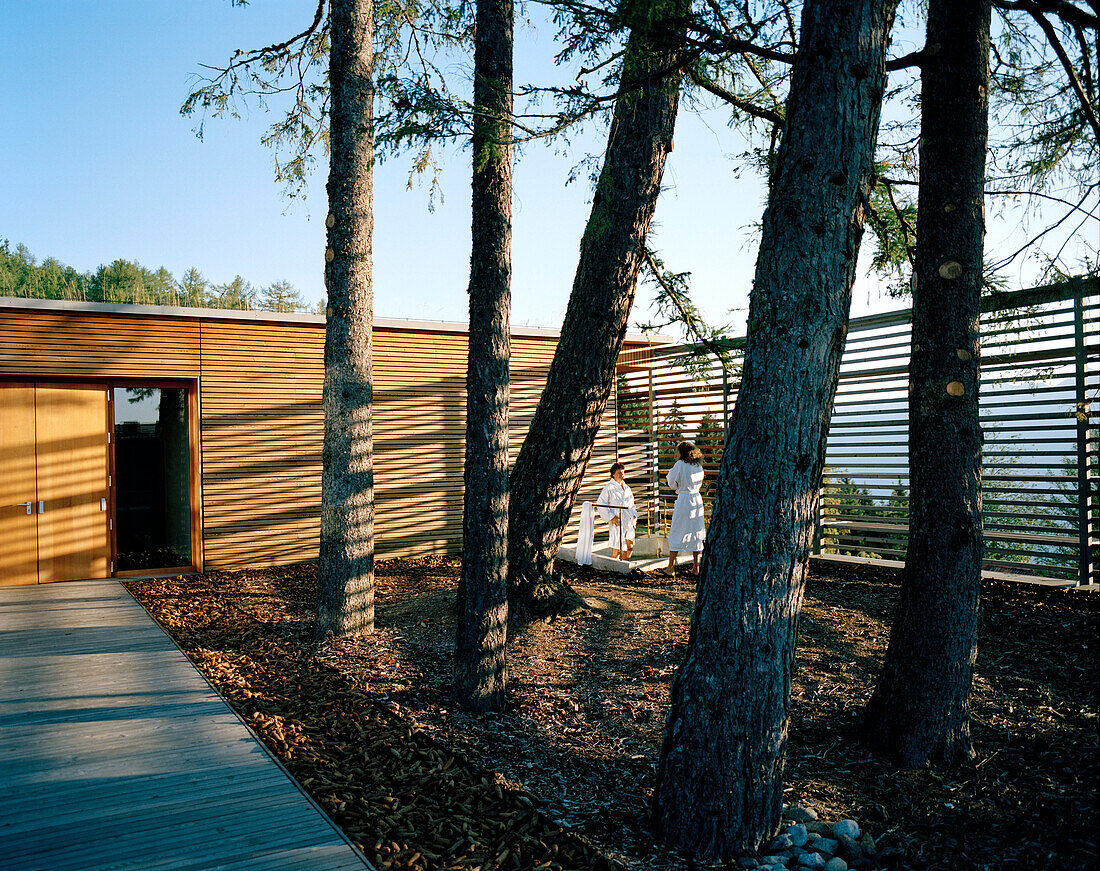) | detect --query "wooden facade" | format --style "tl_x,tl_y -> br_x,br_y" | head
0,298 -> 652,580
